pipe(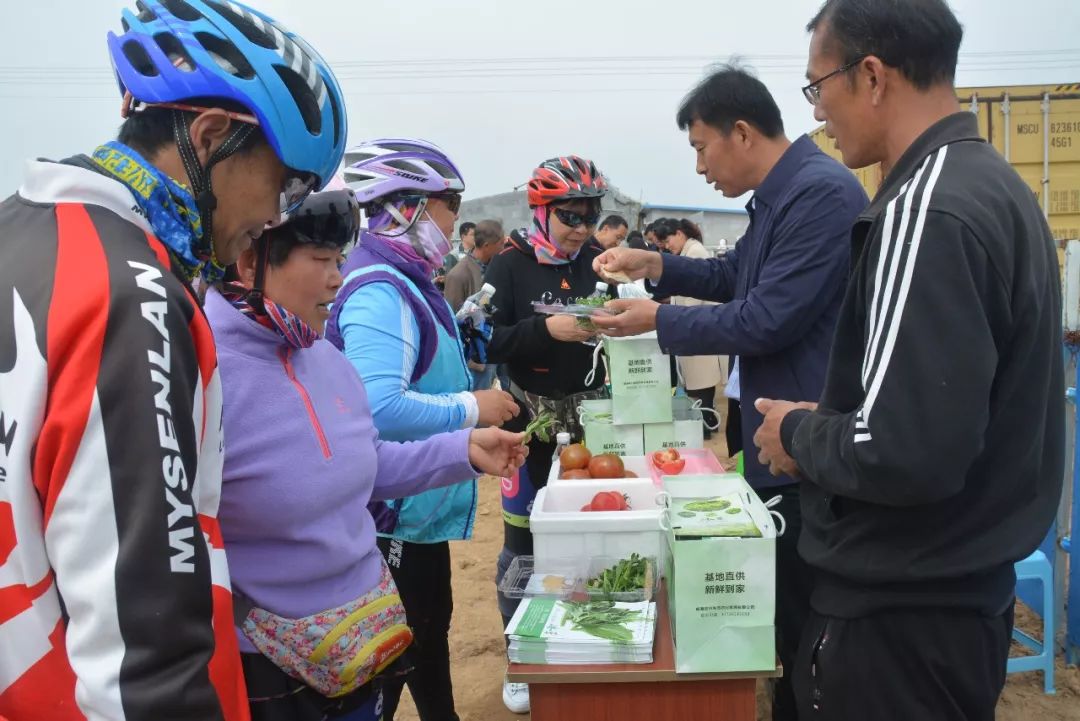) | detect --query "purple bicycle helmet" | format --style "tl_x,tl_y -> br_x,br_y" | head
343,139 -> 465,232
